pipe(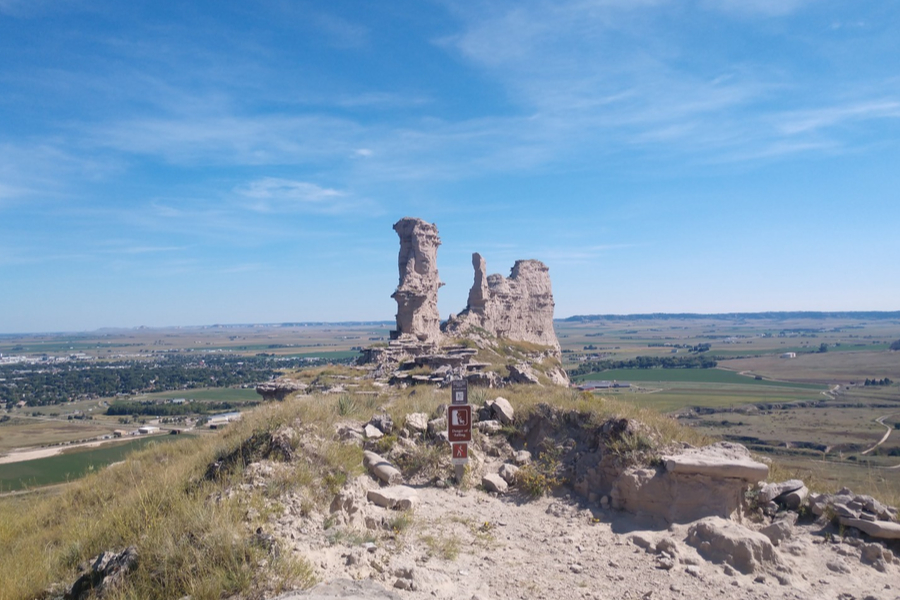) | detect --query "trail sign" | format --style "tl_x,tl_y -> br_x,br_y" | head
451,442 -> 468,465
447,405 -> 472,442
451,379 -> 468,405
